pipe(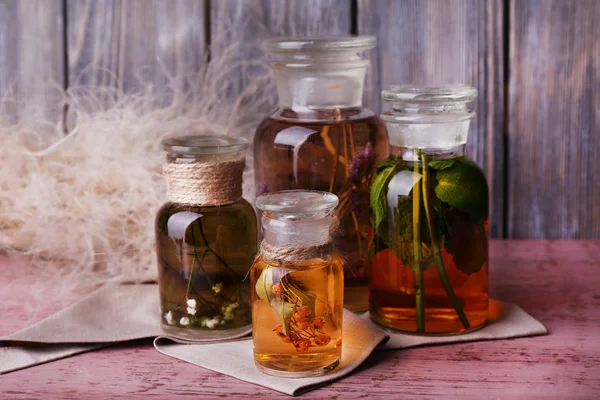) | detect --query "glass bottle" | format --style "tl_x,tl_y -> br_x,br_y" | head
369,85 -> 489,335
156,135 -> 257,340
250,190 -> 344,377
254,37 -> 390,312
